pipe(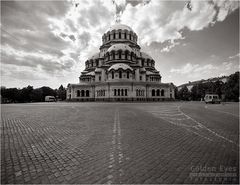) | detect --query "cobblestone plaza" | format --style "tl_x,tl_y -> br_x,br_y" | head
1,102 -> 239,184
